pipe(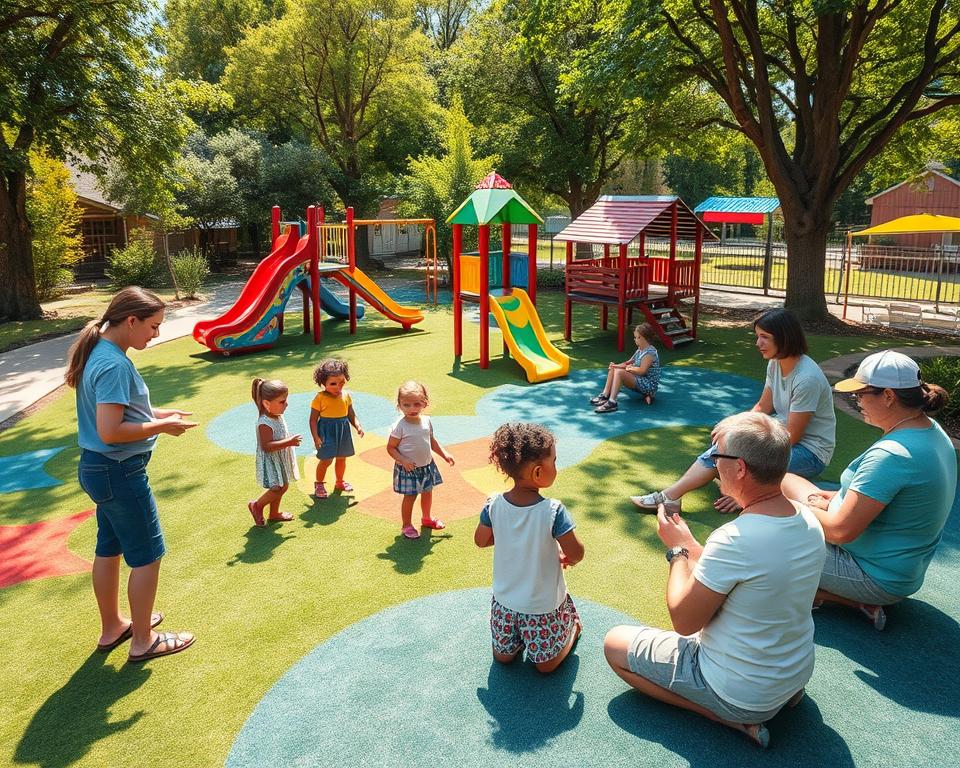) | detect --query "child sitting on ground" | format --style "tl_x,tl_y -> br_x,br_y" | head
386,380 -> 456,540
474,423 -> 584,674
249,378 -> 302,526
591,323 -> 661,412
